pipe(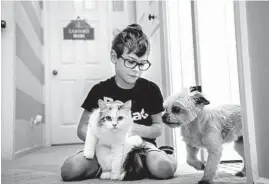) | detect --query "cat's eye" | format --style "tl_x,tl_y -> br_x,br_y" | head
117,116 -> 123,121
105,116 -> 112,121
172,106 -> 181,114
